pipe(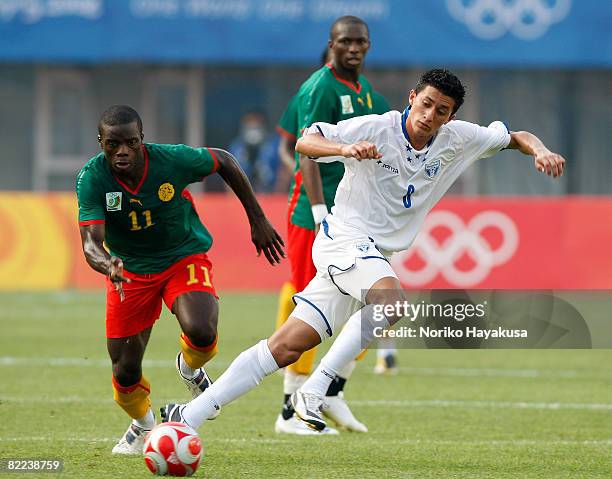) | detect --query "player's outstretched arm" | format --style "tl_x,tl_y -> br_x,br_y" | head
296,132 -> 382,161
507,131 -> 566,178
210,147 -> 285,265
79,223 -> 130,300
